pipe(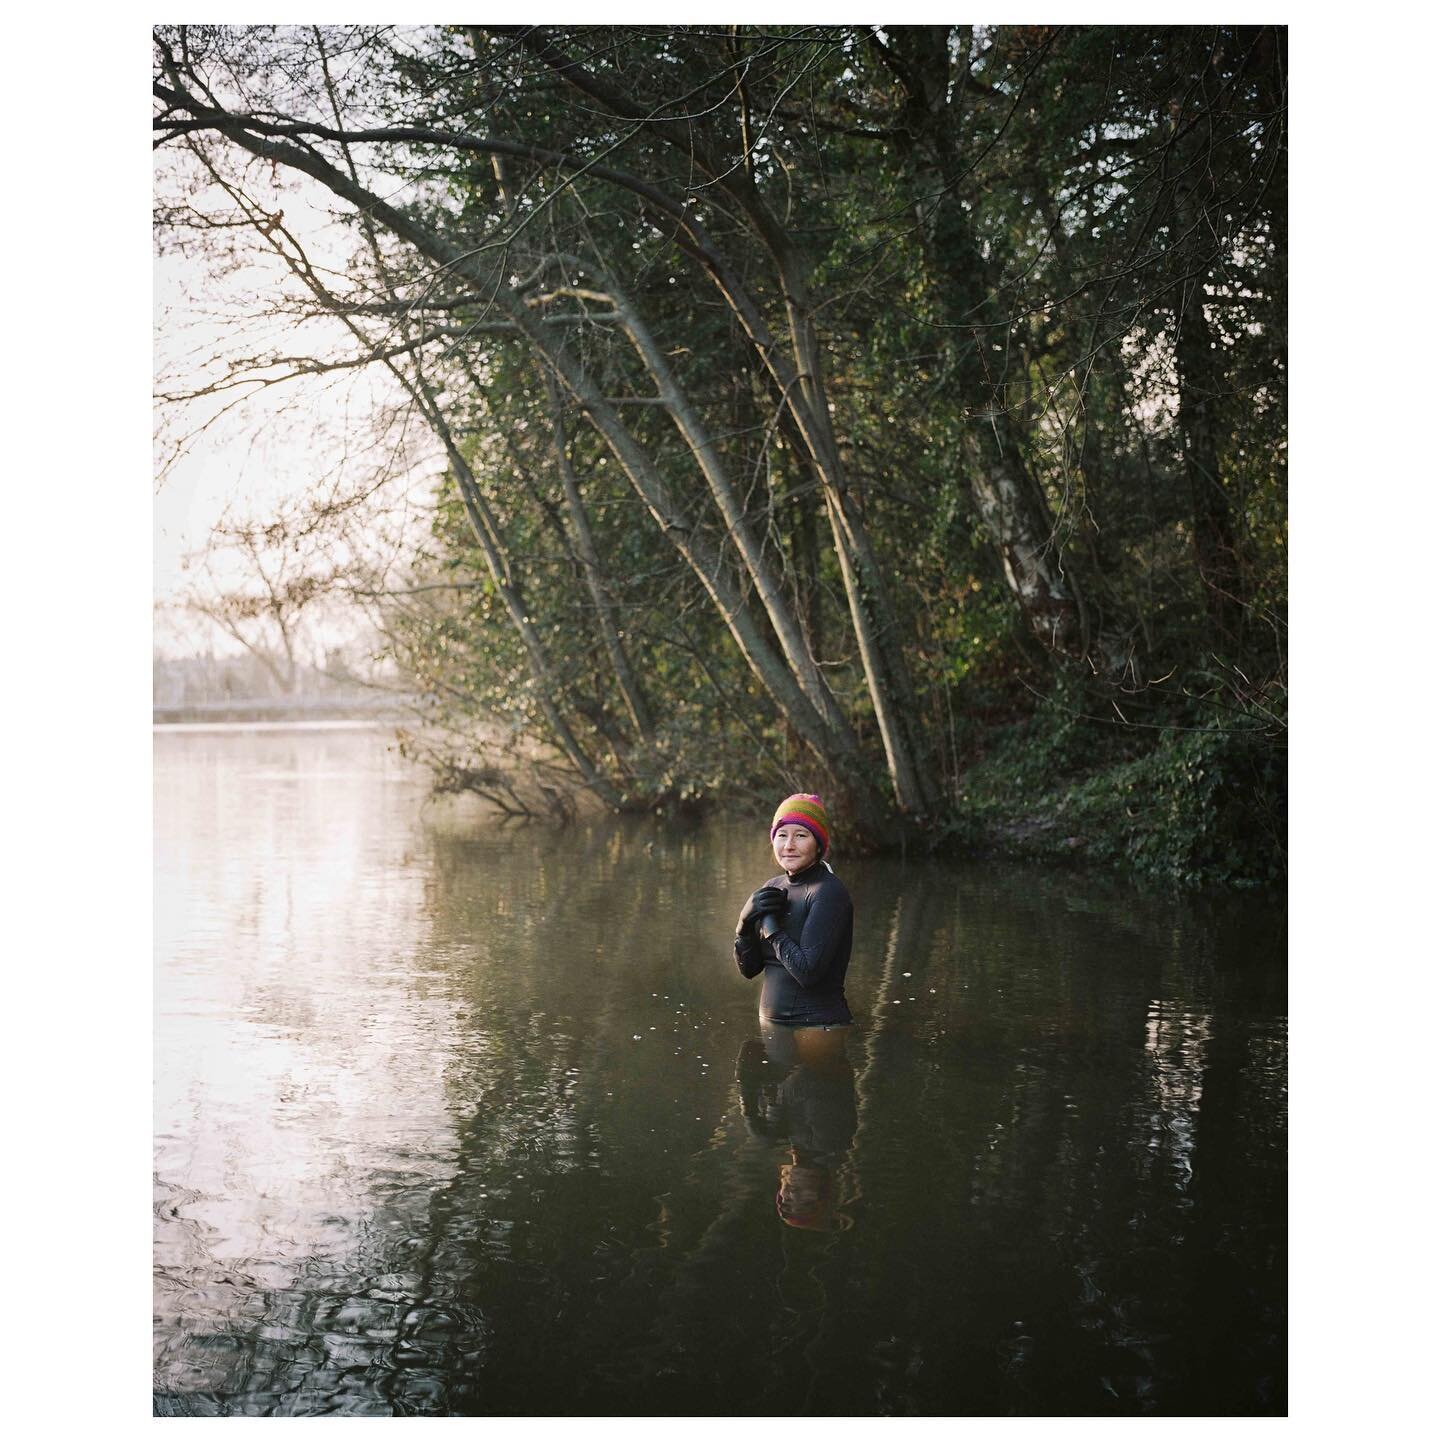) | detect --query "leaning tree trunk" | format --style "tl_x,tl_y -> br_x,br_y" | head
413,376 -> 624,808
599,268 -> 859,750
541,371 -> 657,746
475,149 -> 659,749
